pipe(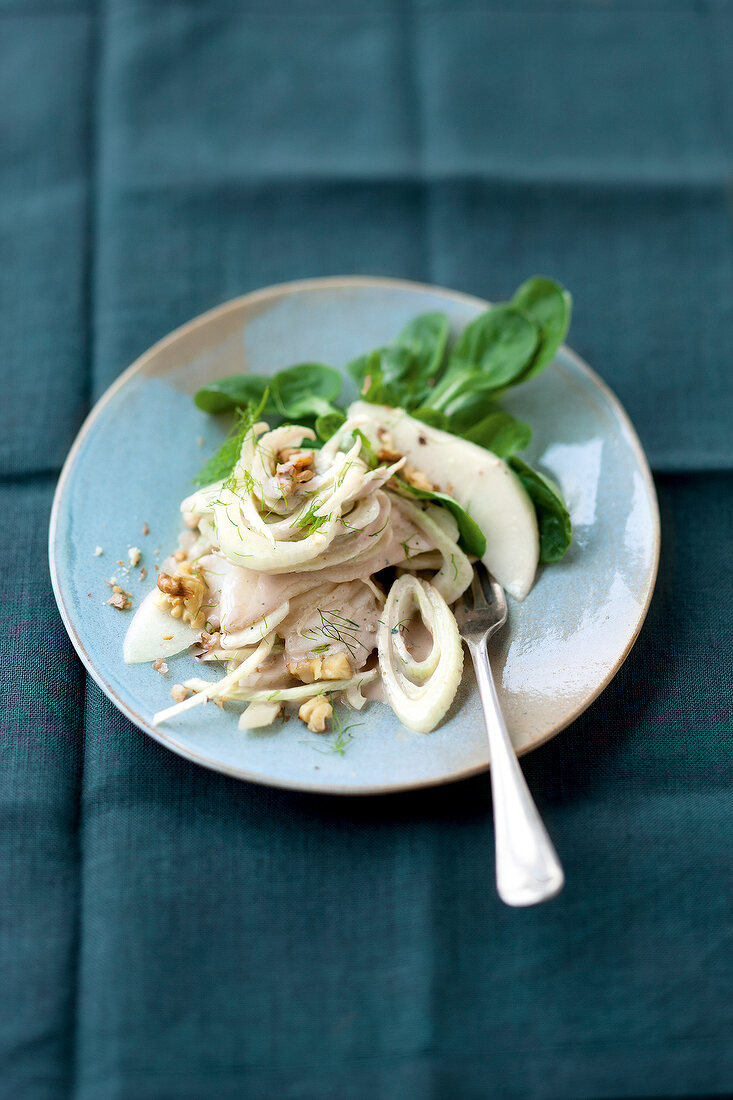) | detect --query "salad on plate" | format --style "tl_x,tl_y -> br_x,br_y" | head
123,277 -> 573,737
